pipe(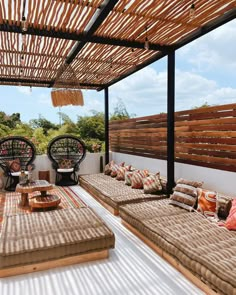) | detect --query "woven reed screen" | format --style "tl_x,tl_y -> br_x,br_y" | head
109,103 -> 236,172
